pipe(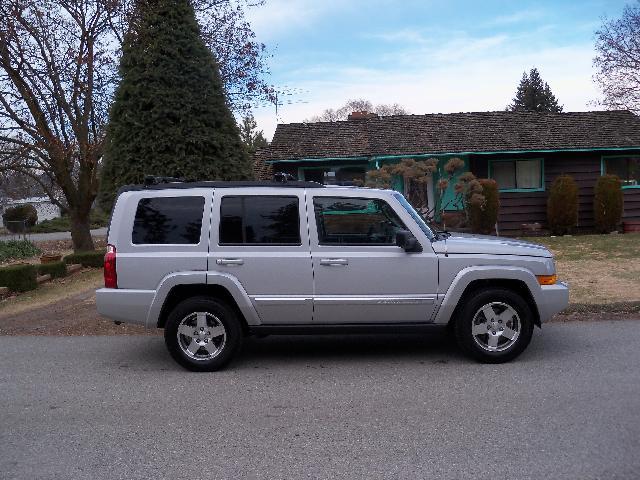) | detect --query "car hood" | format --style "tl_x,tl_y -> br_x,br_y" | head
431,232 -> 552,257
